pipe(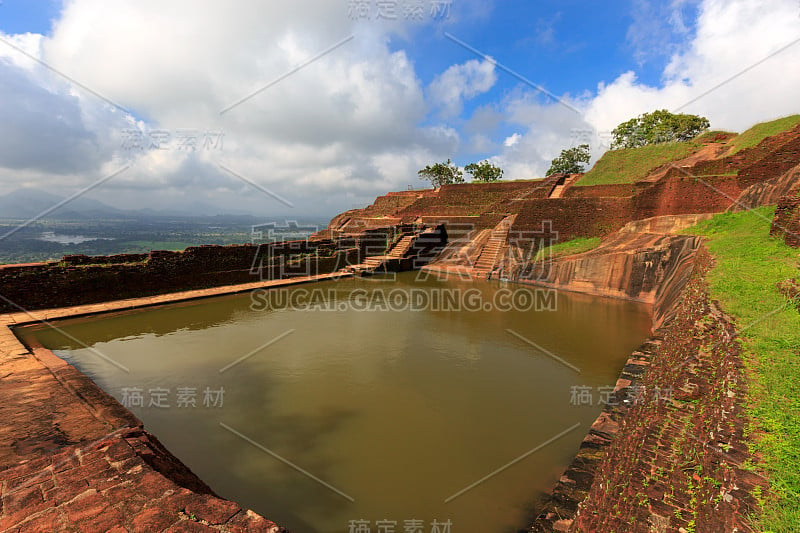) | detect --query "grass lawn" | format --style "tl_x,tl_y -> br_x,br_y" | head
728,115 -> 800,155
576,141 -> 702,186
682,208 -> 800,531
534,236 -> 601,260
